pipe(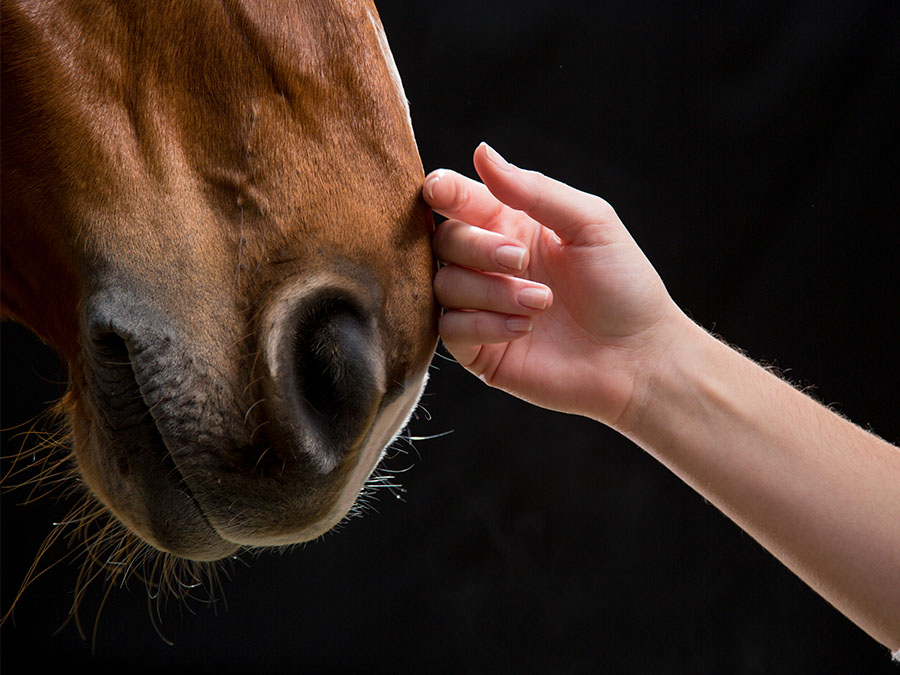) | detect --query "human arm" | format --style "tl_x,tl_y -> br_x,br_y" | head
425,143 -> 900,652
622,311 -> 900,652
